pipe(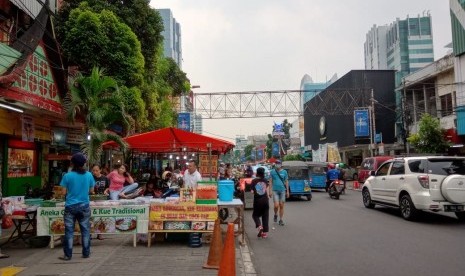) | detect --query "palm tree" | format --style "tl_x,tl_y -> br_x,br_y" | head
64,67 -> 129,165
